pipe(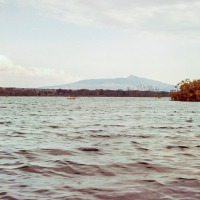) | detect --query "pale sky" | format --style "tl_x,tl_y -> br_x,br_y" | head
0,0 -> 200,88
